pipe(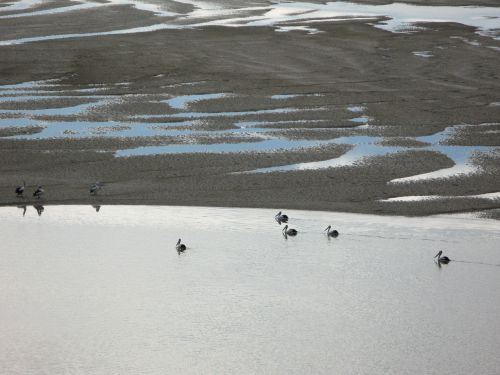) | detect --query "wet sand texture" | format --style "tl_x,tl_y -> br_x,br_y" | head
0,0 -> 499,215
